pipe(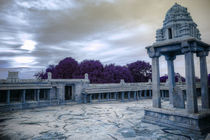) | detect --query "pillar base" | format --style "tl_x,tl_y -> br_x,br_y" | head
142,107 -> 210,135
